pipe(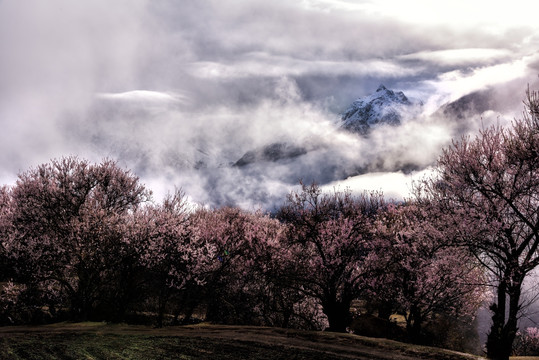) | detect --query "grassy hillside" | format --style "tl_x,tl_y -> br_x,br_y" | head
0,322 -> 488,360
